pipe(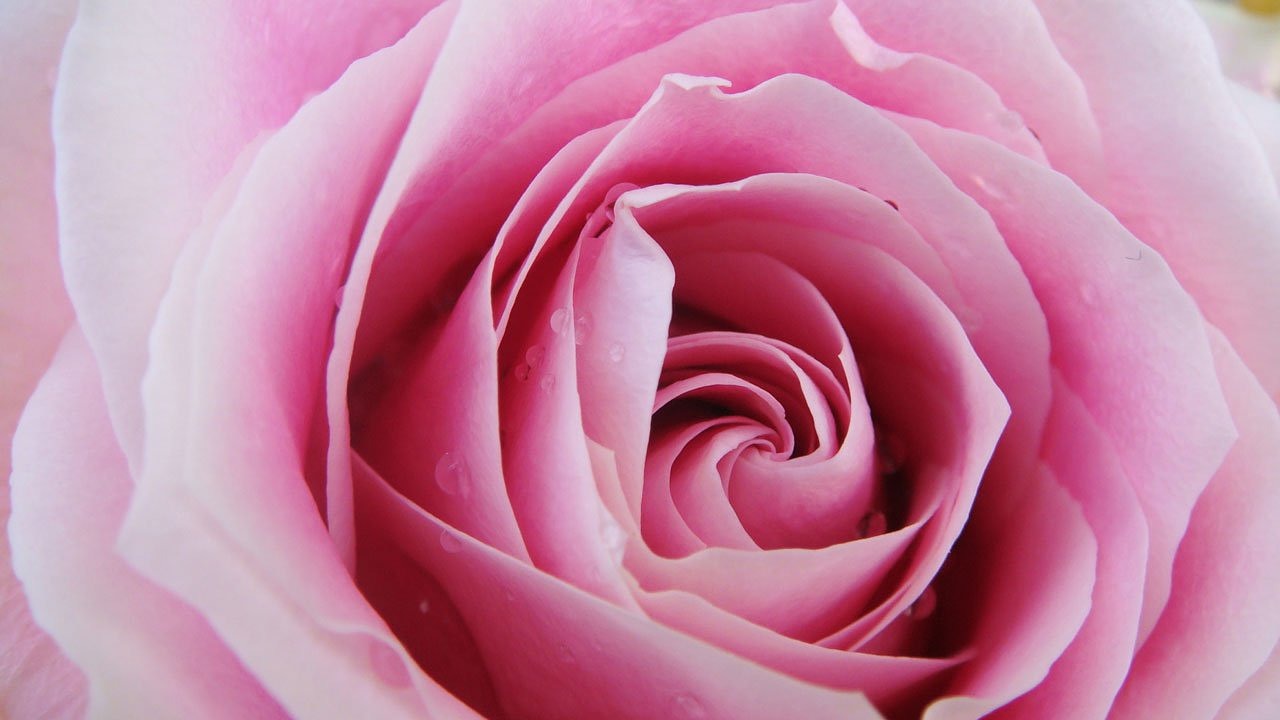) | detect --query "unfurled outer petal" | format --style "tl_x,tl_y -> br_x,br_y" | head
0,1 -> 85,716
8,327 -> 286,719
1033,0 -> 1280,402
118,8 -> 481,719
1111,330 -> 1280,718
54,0 -> 446,469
